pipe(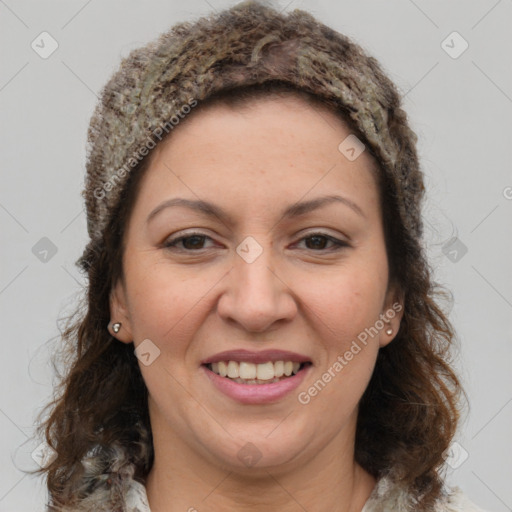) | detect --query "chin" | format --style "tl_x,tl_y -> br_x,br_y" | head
202,430 -> 308,474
